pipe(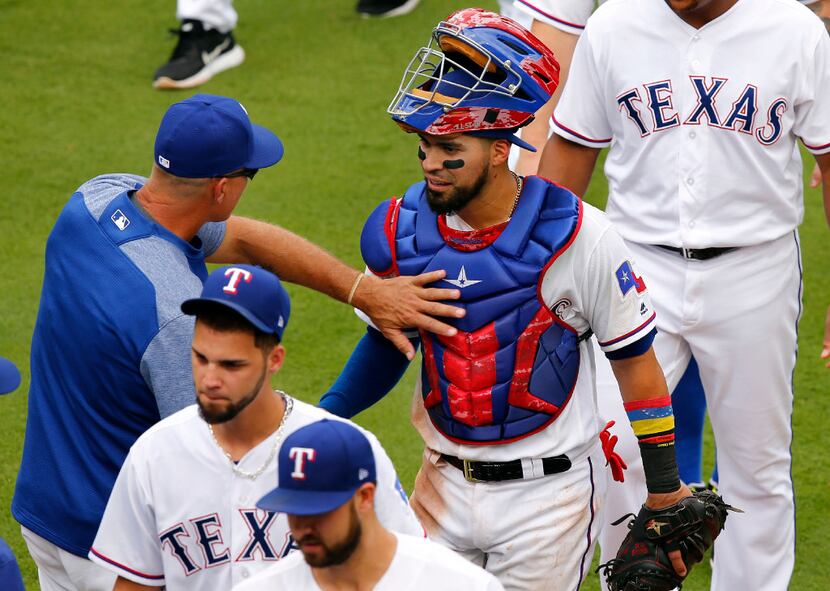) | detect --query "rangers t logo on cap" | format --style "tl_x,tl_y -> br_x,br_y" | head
289,447 -> 317,480
223,267 -> 253,294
